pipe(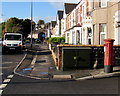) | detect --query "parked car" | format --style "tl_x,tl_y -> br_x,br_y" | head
35,39 -> 41,43
2,32 -> 23,53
